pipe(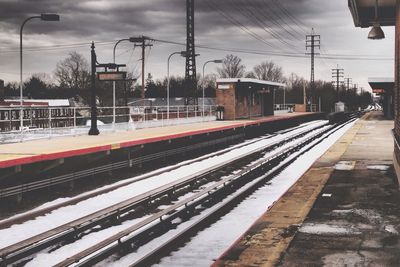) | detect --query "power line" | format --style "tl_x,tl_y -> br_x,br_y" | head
256,0 -> 304,41
153,38 -> 393,61
271,0 -> 309,34
239,0 -> 303,48
203,0 -> 278,49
